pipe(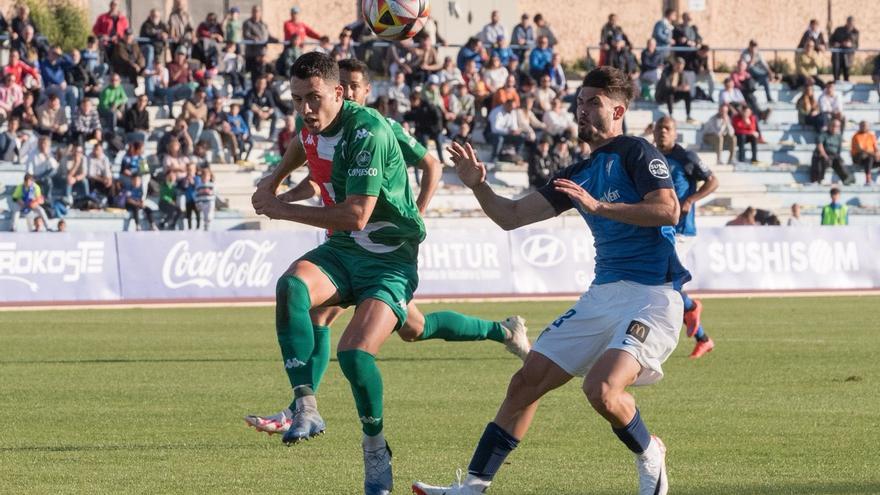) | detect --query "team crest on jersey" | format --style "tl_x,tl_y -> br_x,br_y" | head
648,159 -> 670,179
356,150 -> 372,167
355,128 -> 374,140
